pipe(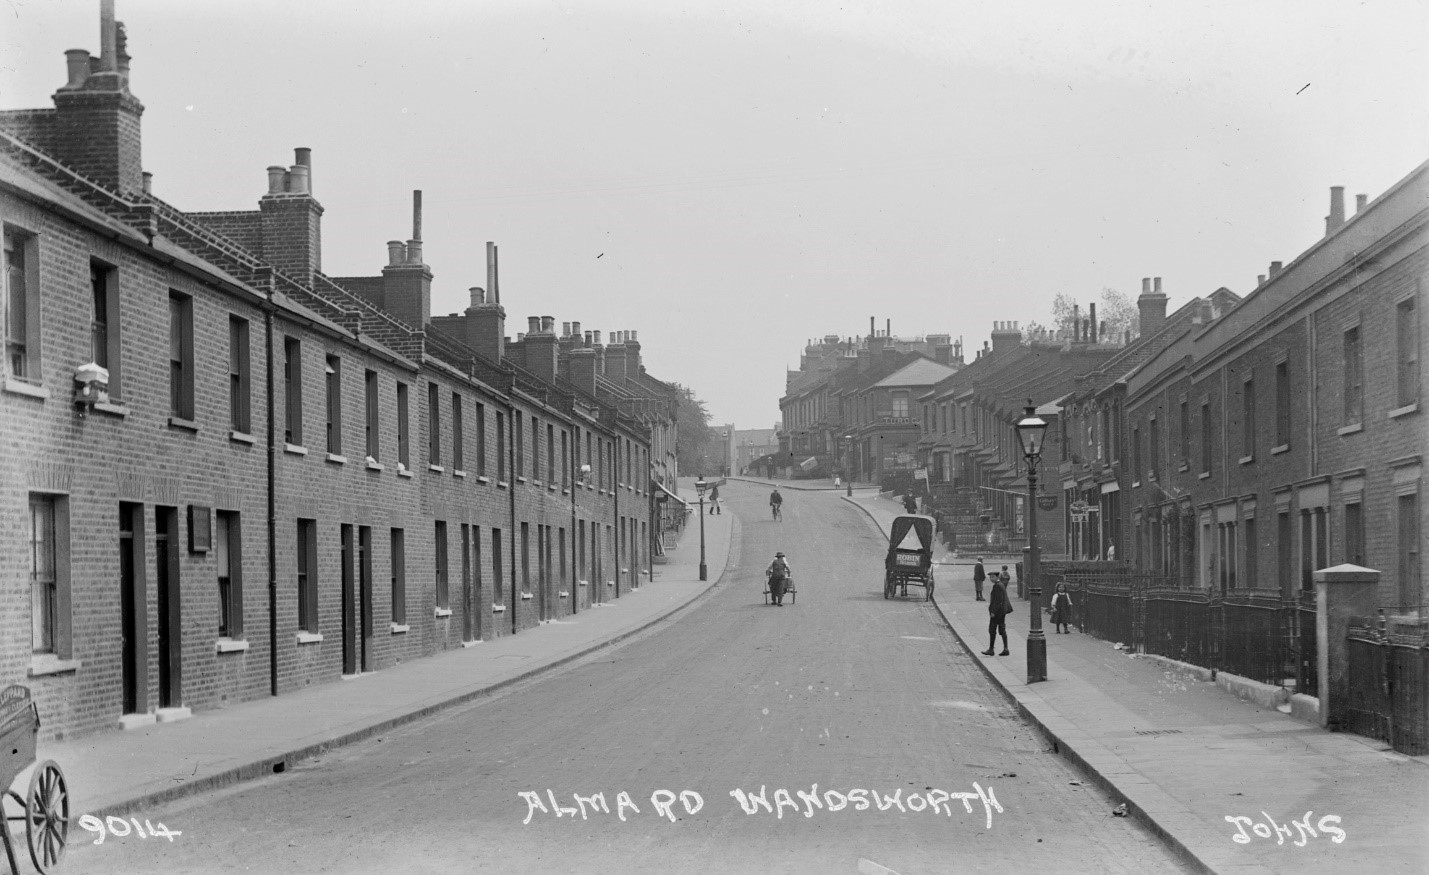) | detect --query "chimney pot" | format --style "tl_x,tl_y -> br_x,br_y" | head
1327,185 -> 1345,234
100,0 -> 118,72
562,322 -> 571,338
1355,193 -> 1368,213
267,166 -> 287,194
469,287 -> 485,307
1153,277 -> 1162,294
1257,274 -> 1266,286
405,239 -> 423,264
294,147 -> 312,168
542,316 -> 555,334
1270,261 -> 1283,277
572,321 -> 582,337
387,241 -> 405,266
527,316 -> 541,336
288,163 -> 310,195
584,331 -> 593,345
593,330 -> 602,346
141,171 -> 152,194
1141,277 -> 1151,294
63,49 -> 91,89
629,329 -> 637,342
